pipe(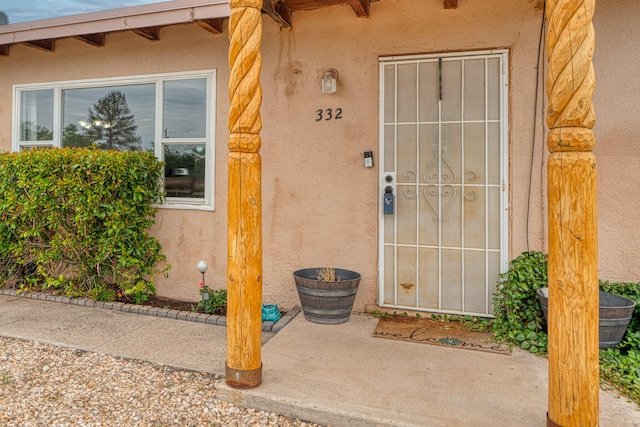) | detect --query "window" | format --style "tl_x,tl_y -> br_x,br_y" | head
13,71 -> 216,209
